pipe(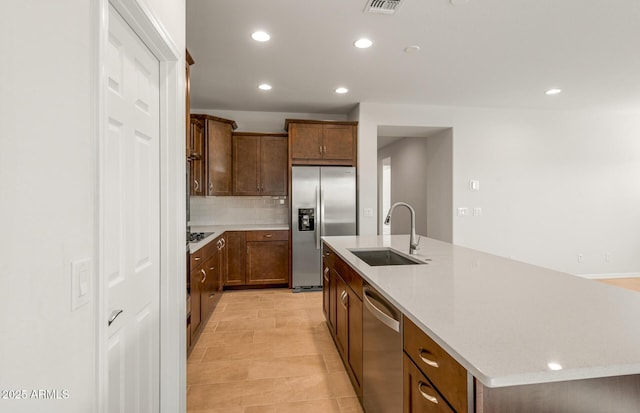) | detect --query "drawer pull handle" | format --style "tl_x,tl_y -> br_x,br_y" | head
200,269 -> 207,283
419,348 -> 440,368
340,290 -> 349,308
194,257 -> 200,261
264,234 -> 273,238
417,381 -> 439,404
323,267 -> 330,281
